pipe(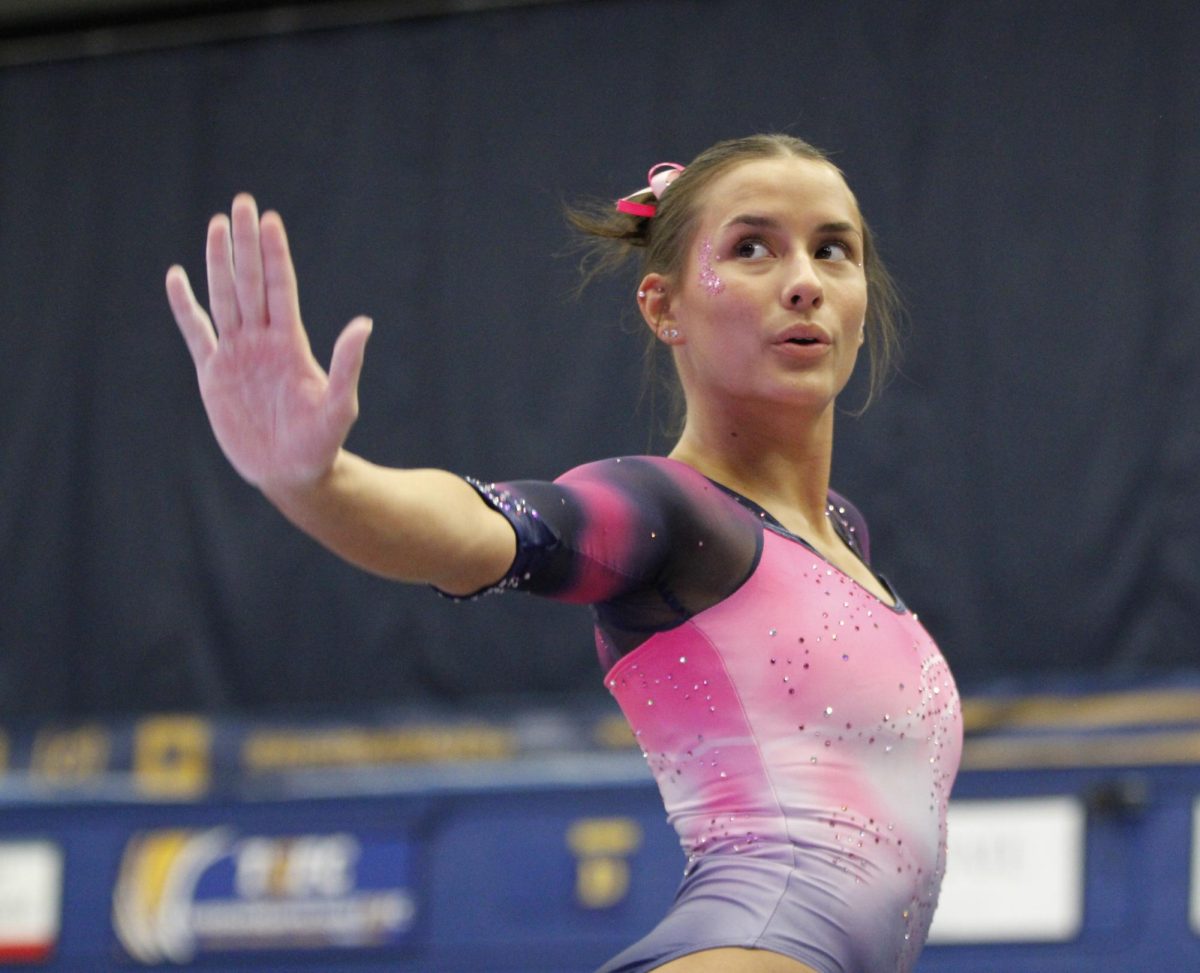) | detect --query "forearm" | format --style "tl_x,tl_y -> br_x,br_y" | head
263,451 -> 516,595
